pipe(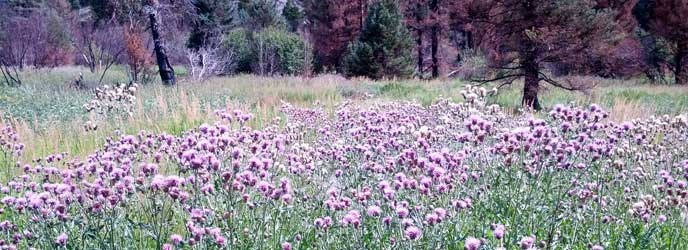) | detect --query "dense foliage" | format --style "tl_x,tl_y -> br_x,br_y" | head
253,27 -> 311,75
647,0 -> 688,85
224,27 -> 311,76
